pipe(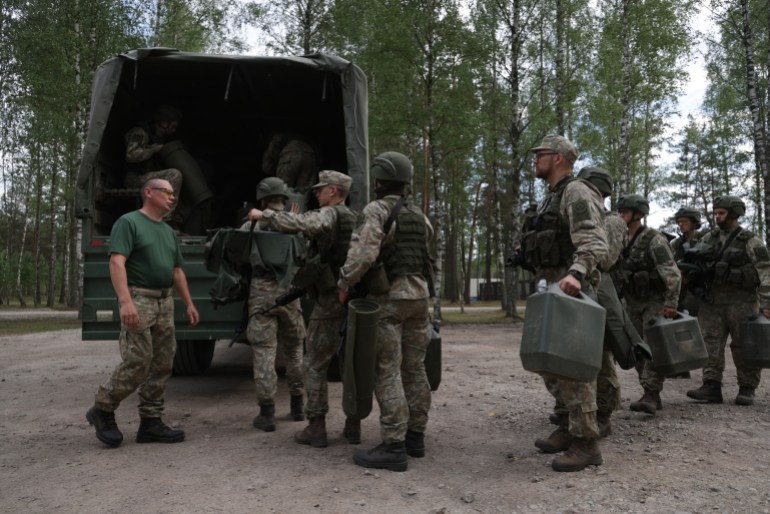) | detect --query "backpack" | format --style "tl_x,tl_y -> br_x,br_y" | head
204,225 -> 254,307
